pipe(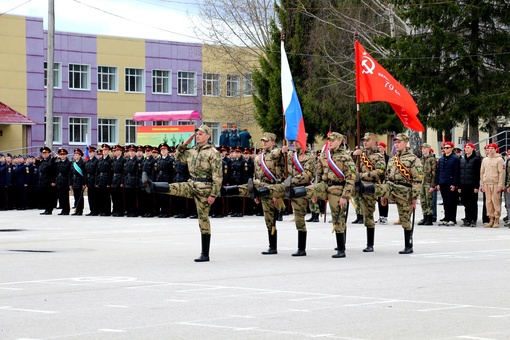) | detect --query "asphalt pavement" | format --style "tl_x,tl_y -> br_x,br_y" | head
1,198 -> 510,339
